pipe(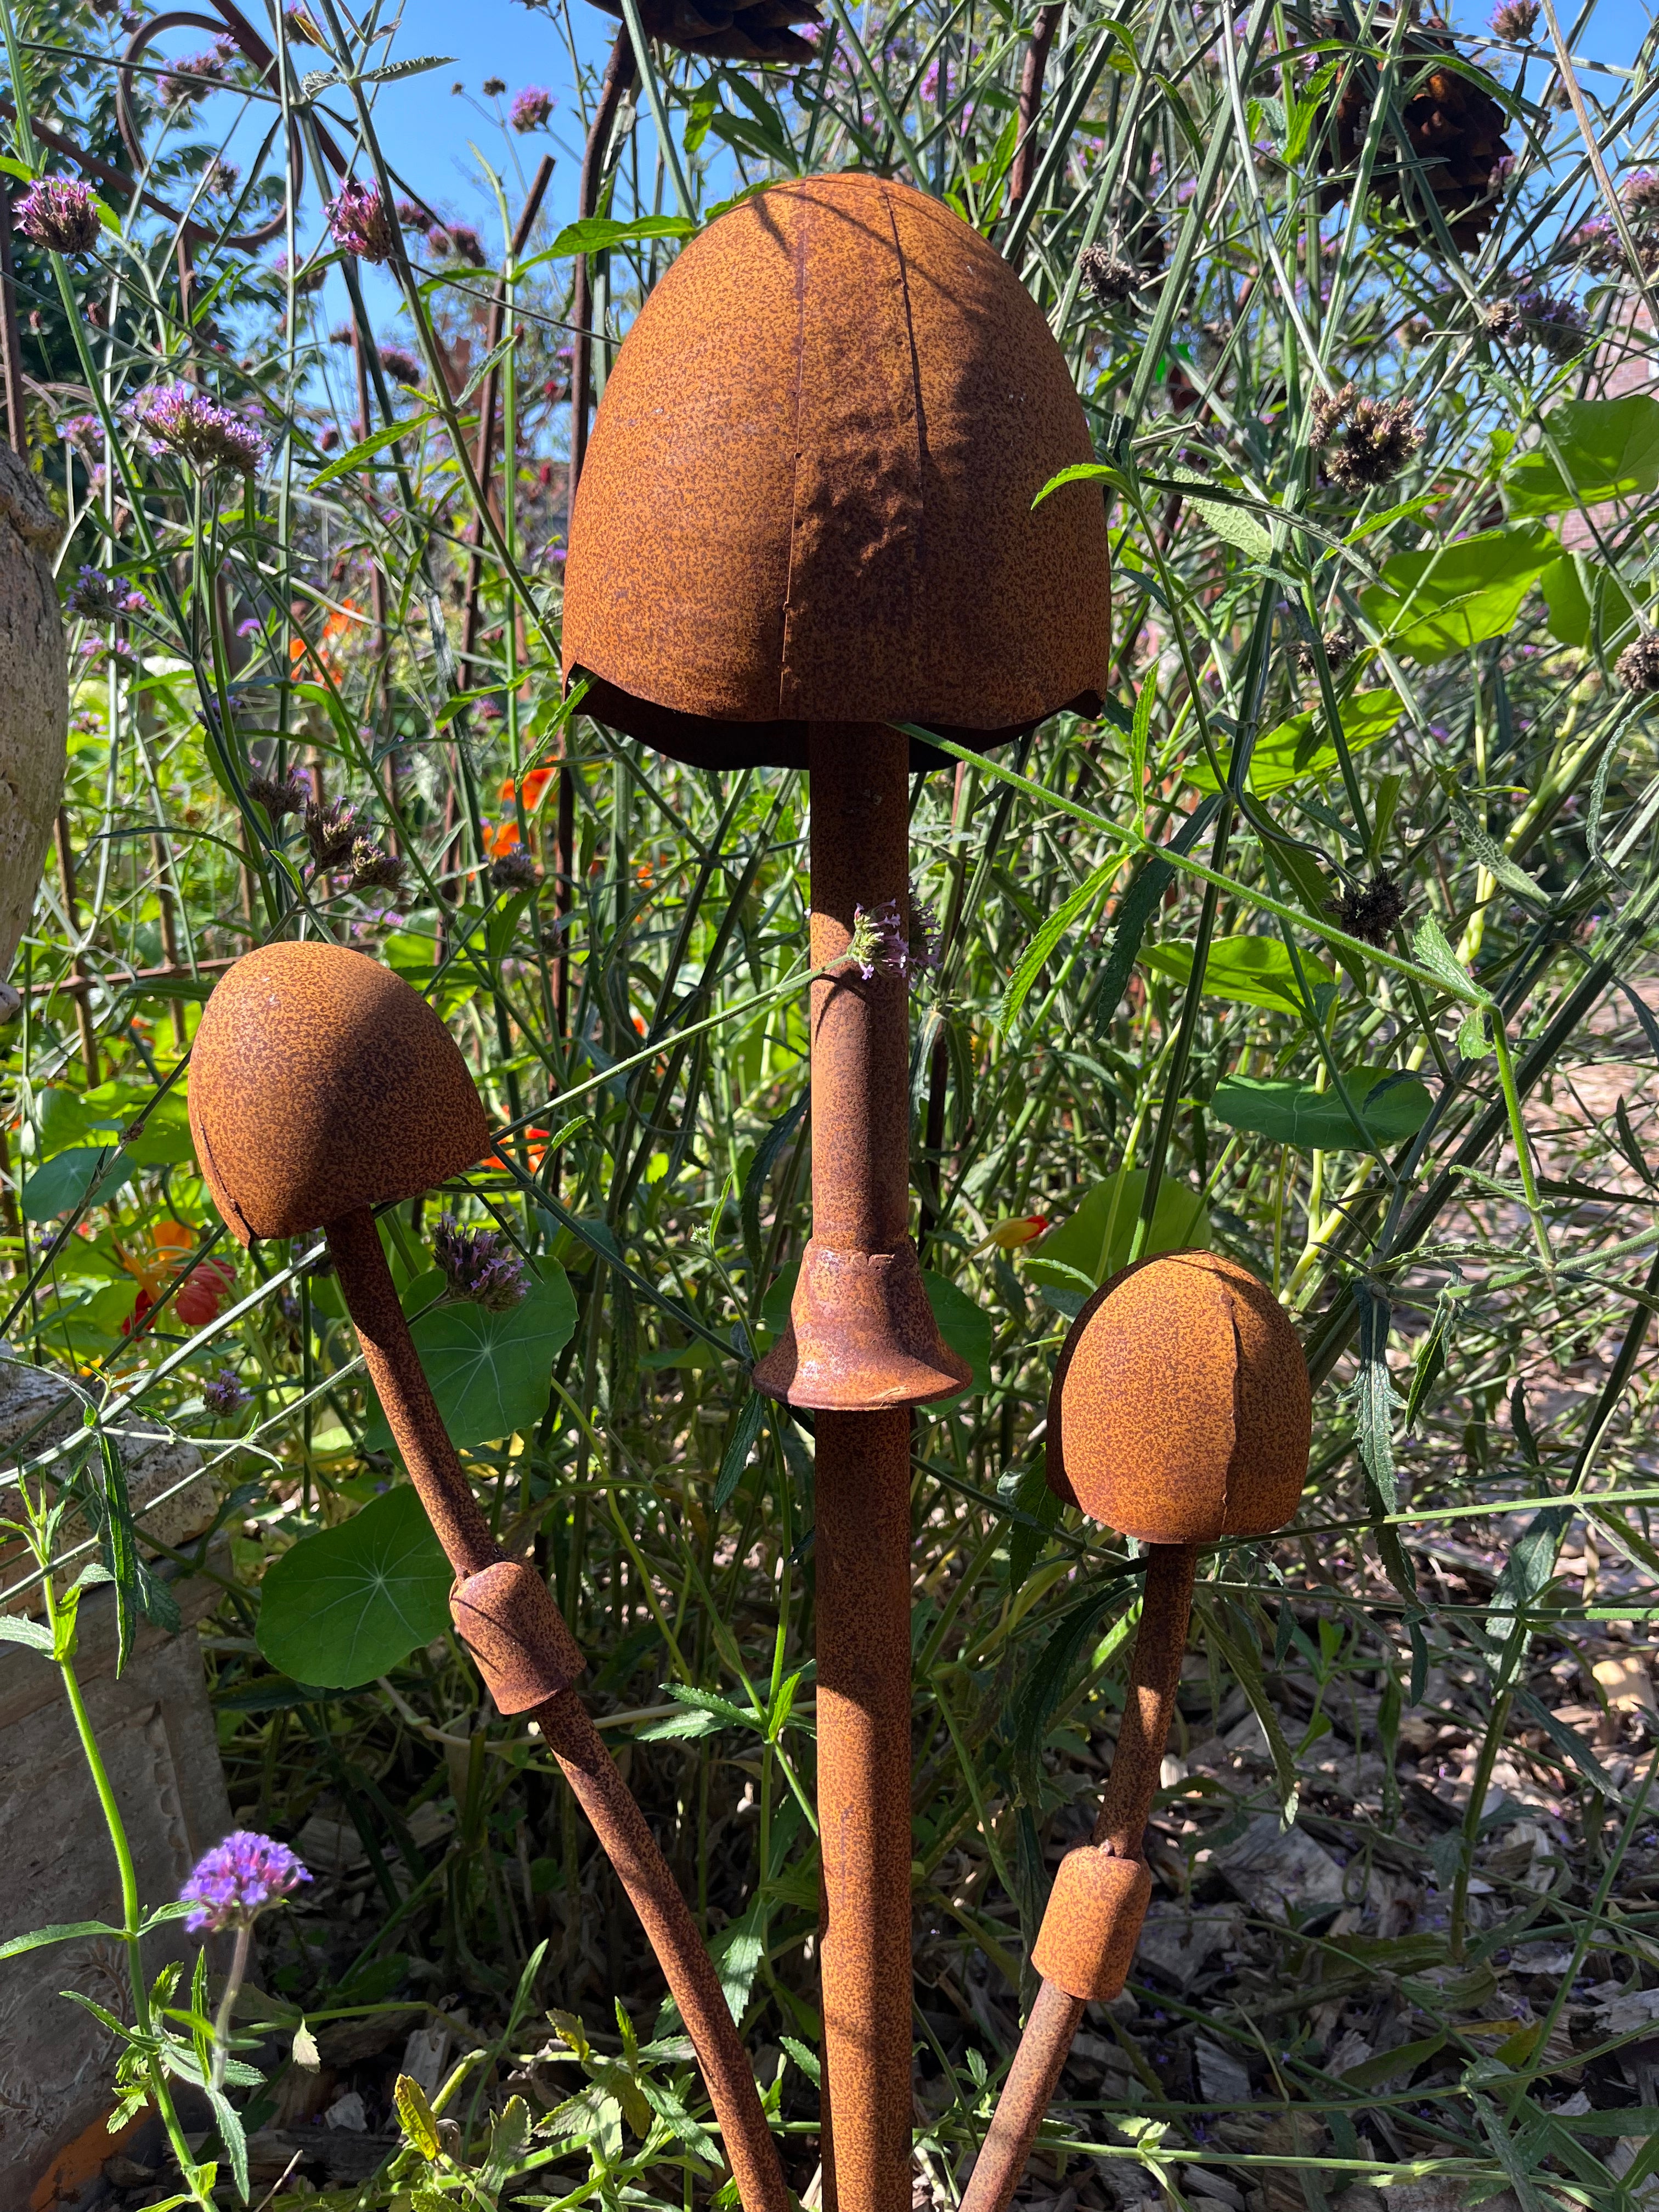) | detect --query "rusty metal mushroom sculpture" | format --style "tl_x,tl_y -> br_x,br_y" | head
188,941 -> 788,2212
562,170 -> 1111,2212
960,1251 -> 1311,2212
